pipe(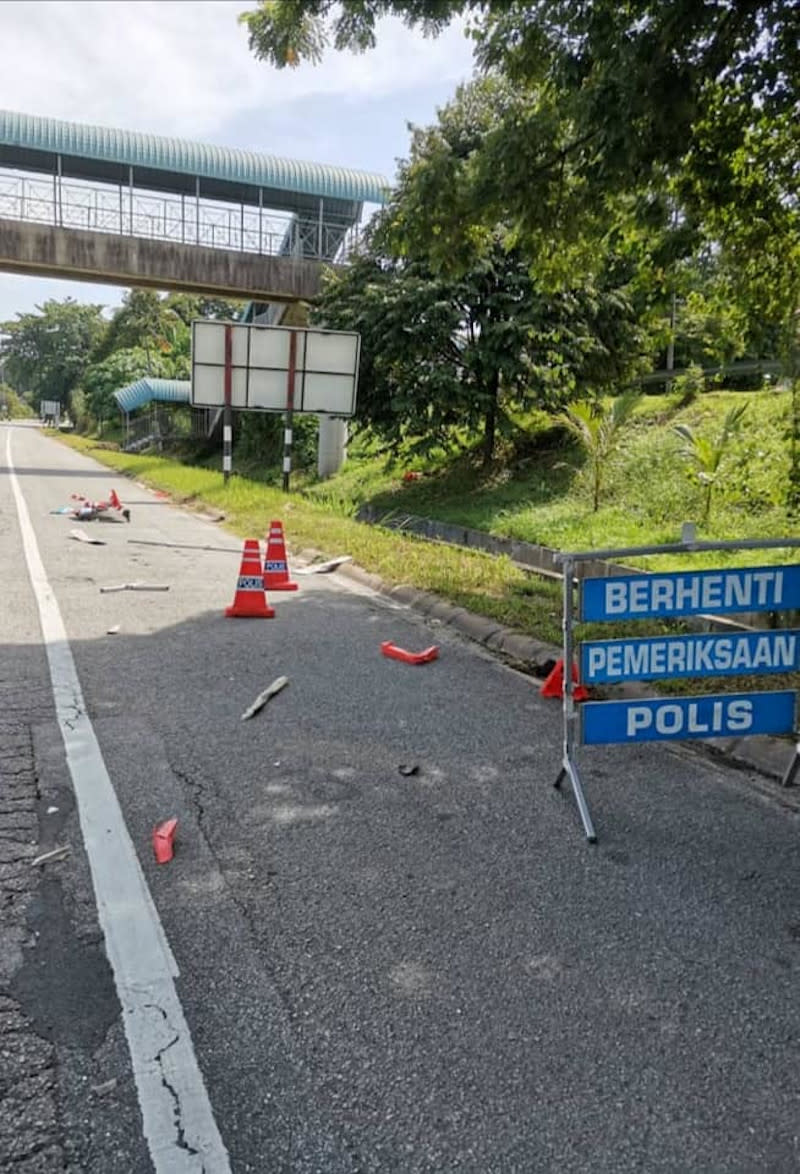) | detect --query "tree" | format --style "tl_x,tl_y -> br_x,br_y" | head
93,289 -> 181,371
558,391 -> 641,512
673,401 -> 749,523
313,76 -> 644,462
240,2 -> 798,232
0,299 -> 106,410
82,347 -> 174,423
